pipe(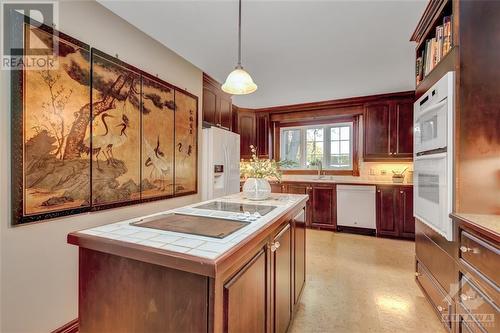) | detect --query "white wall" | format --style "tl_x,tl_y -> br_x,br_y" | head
0,1 -> 203,332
